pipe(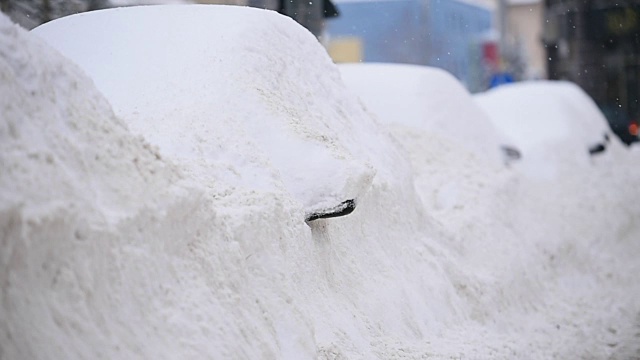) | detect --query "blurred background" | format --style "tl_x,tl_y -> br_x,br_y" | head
2,0 -> 639,144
